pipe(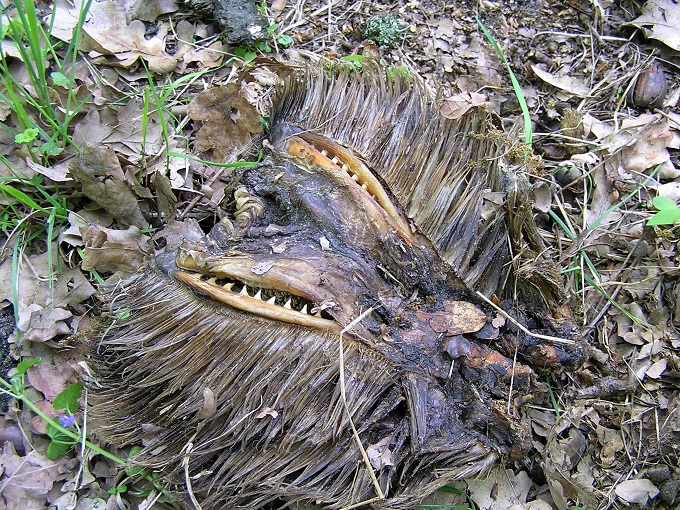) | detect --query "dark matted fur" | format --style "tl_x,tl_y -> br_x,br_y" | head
89,66 -> 581,509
